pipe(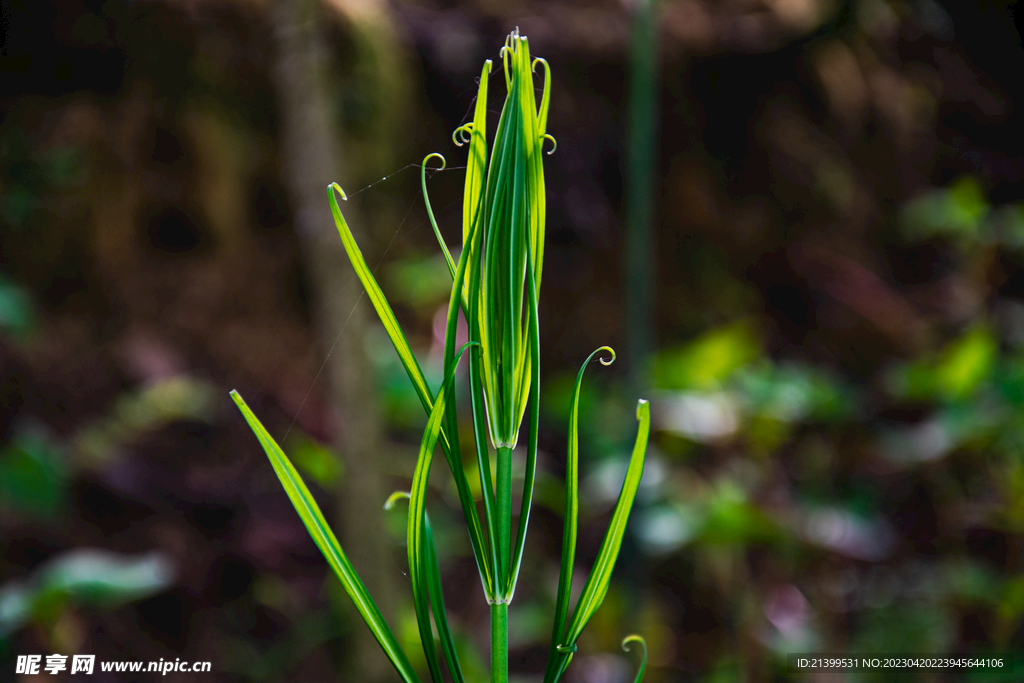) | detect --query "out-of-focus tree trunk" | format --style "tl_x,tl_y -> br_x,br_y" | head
269,1 -> 404,680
